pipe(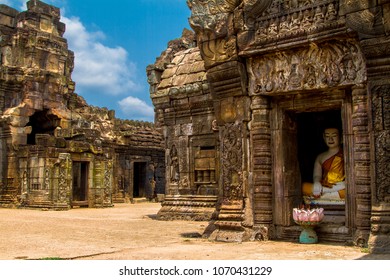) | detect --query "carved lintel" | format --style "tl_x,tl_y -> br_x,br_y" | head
248,39 -> 366,95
